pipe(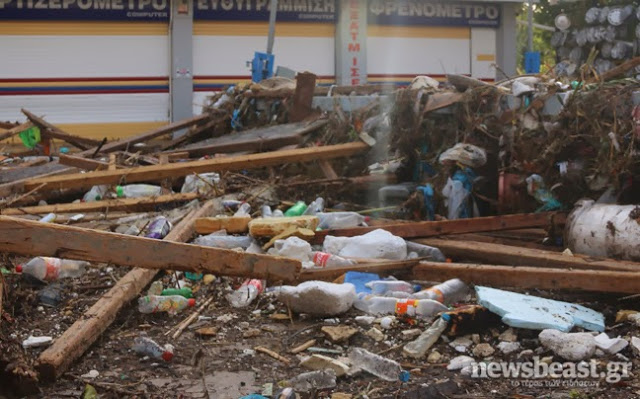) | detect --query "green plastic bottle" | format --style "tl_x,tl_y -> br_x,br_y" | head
284,201 -> 307,217
161,287 -> 193,298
